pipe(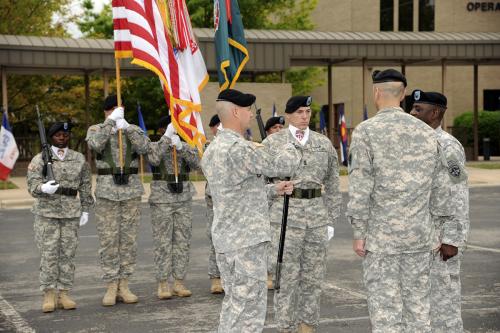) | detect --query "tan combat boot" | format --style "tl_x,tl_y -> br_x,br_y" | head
173,279 -> 192,297
117,279 -> 138,304
57,290 -> 76,310
267,274 -> 274,290
157,281 -> 172,299
297,323 -> 314,333
42,289 -> 56,313
102,281 -> 118,306
210,277 -> 223,294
